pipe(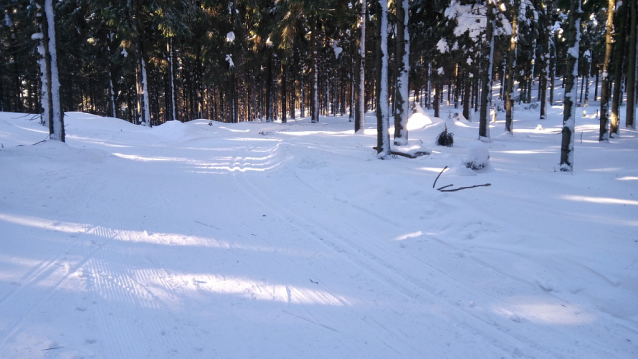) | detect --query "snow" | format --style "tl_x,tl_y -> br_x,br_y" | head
0,84 -> 637,358
226,31 -> 235,43
463,140 -> 490,170
225,54 -> 234,68
436,38 -> 448,53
